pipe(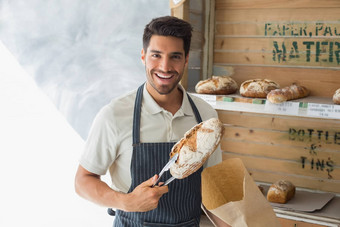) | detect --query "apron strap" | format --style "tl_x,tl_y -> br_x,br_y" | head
186,93 -> 202,124
132,84 -> 144,146
132,83 -> 203,145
